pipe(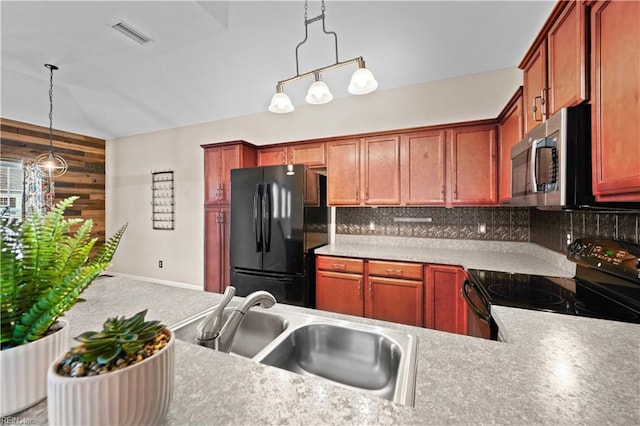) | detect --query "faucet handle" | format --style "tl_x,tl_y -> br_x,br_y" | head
219,286 -> 236,307
196,286 -> 236,341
